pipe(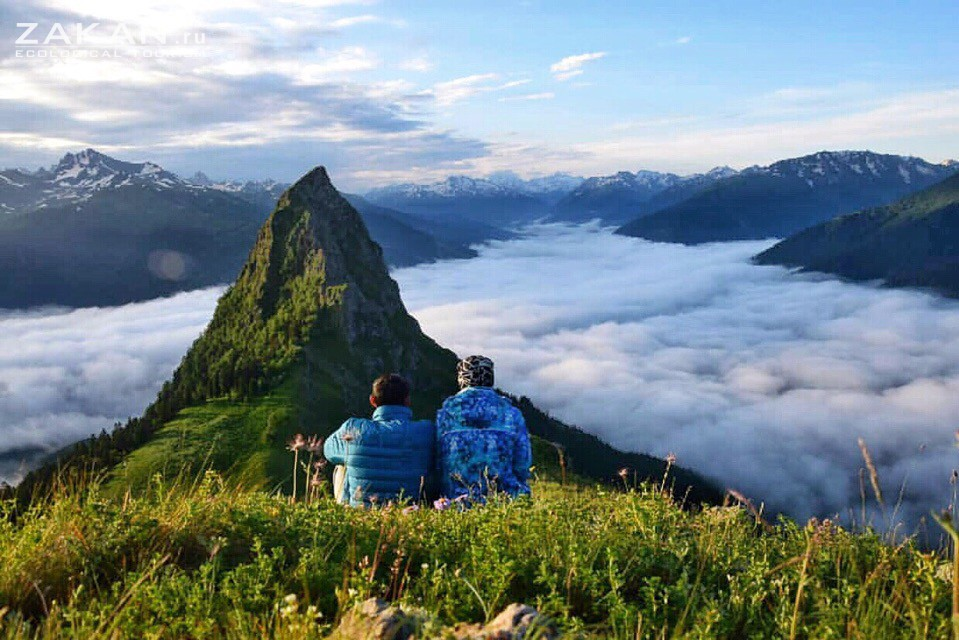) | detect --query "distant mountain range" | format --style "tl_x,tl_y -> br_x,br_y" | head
0,150 -> 266,308
4,148 -> 957,309
0,151 -> 485,308
755,171 -> 959,297
616,151 -> 959,244
365,175 -> 556,227
551,166 -> 738,225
